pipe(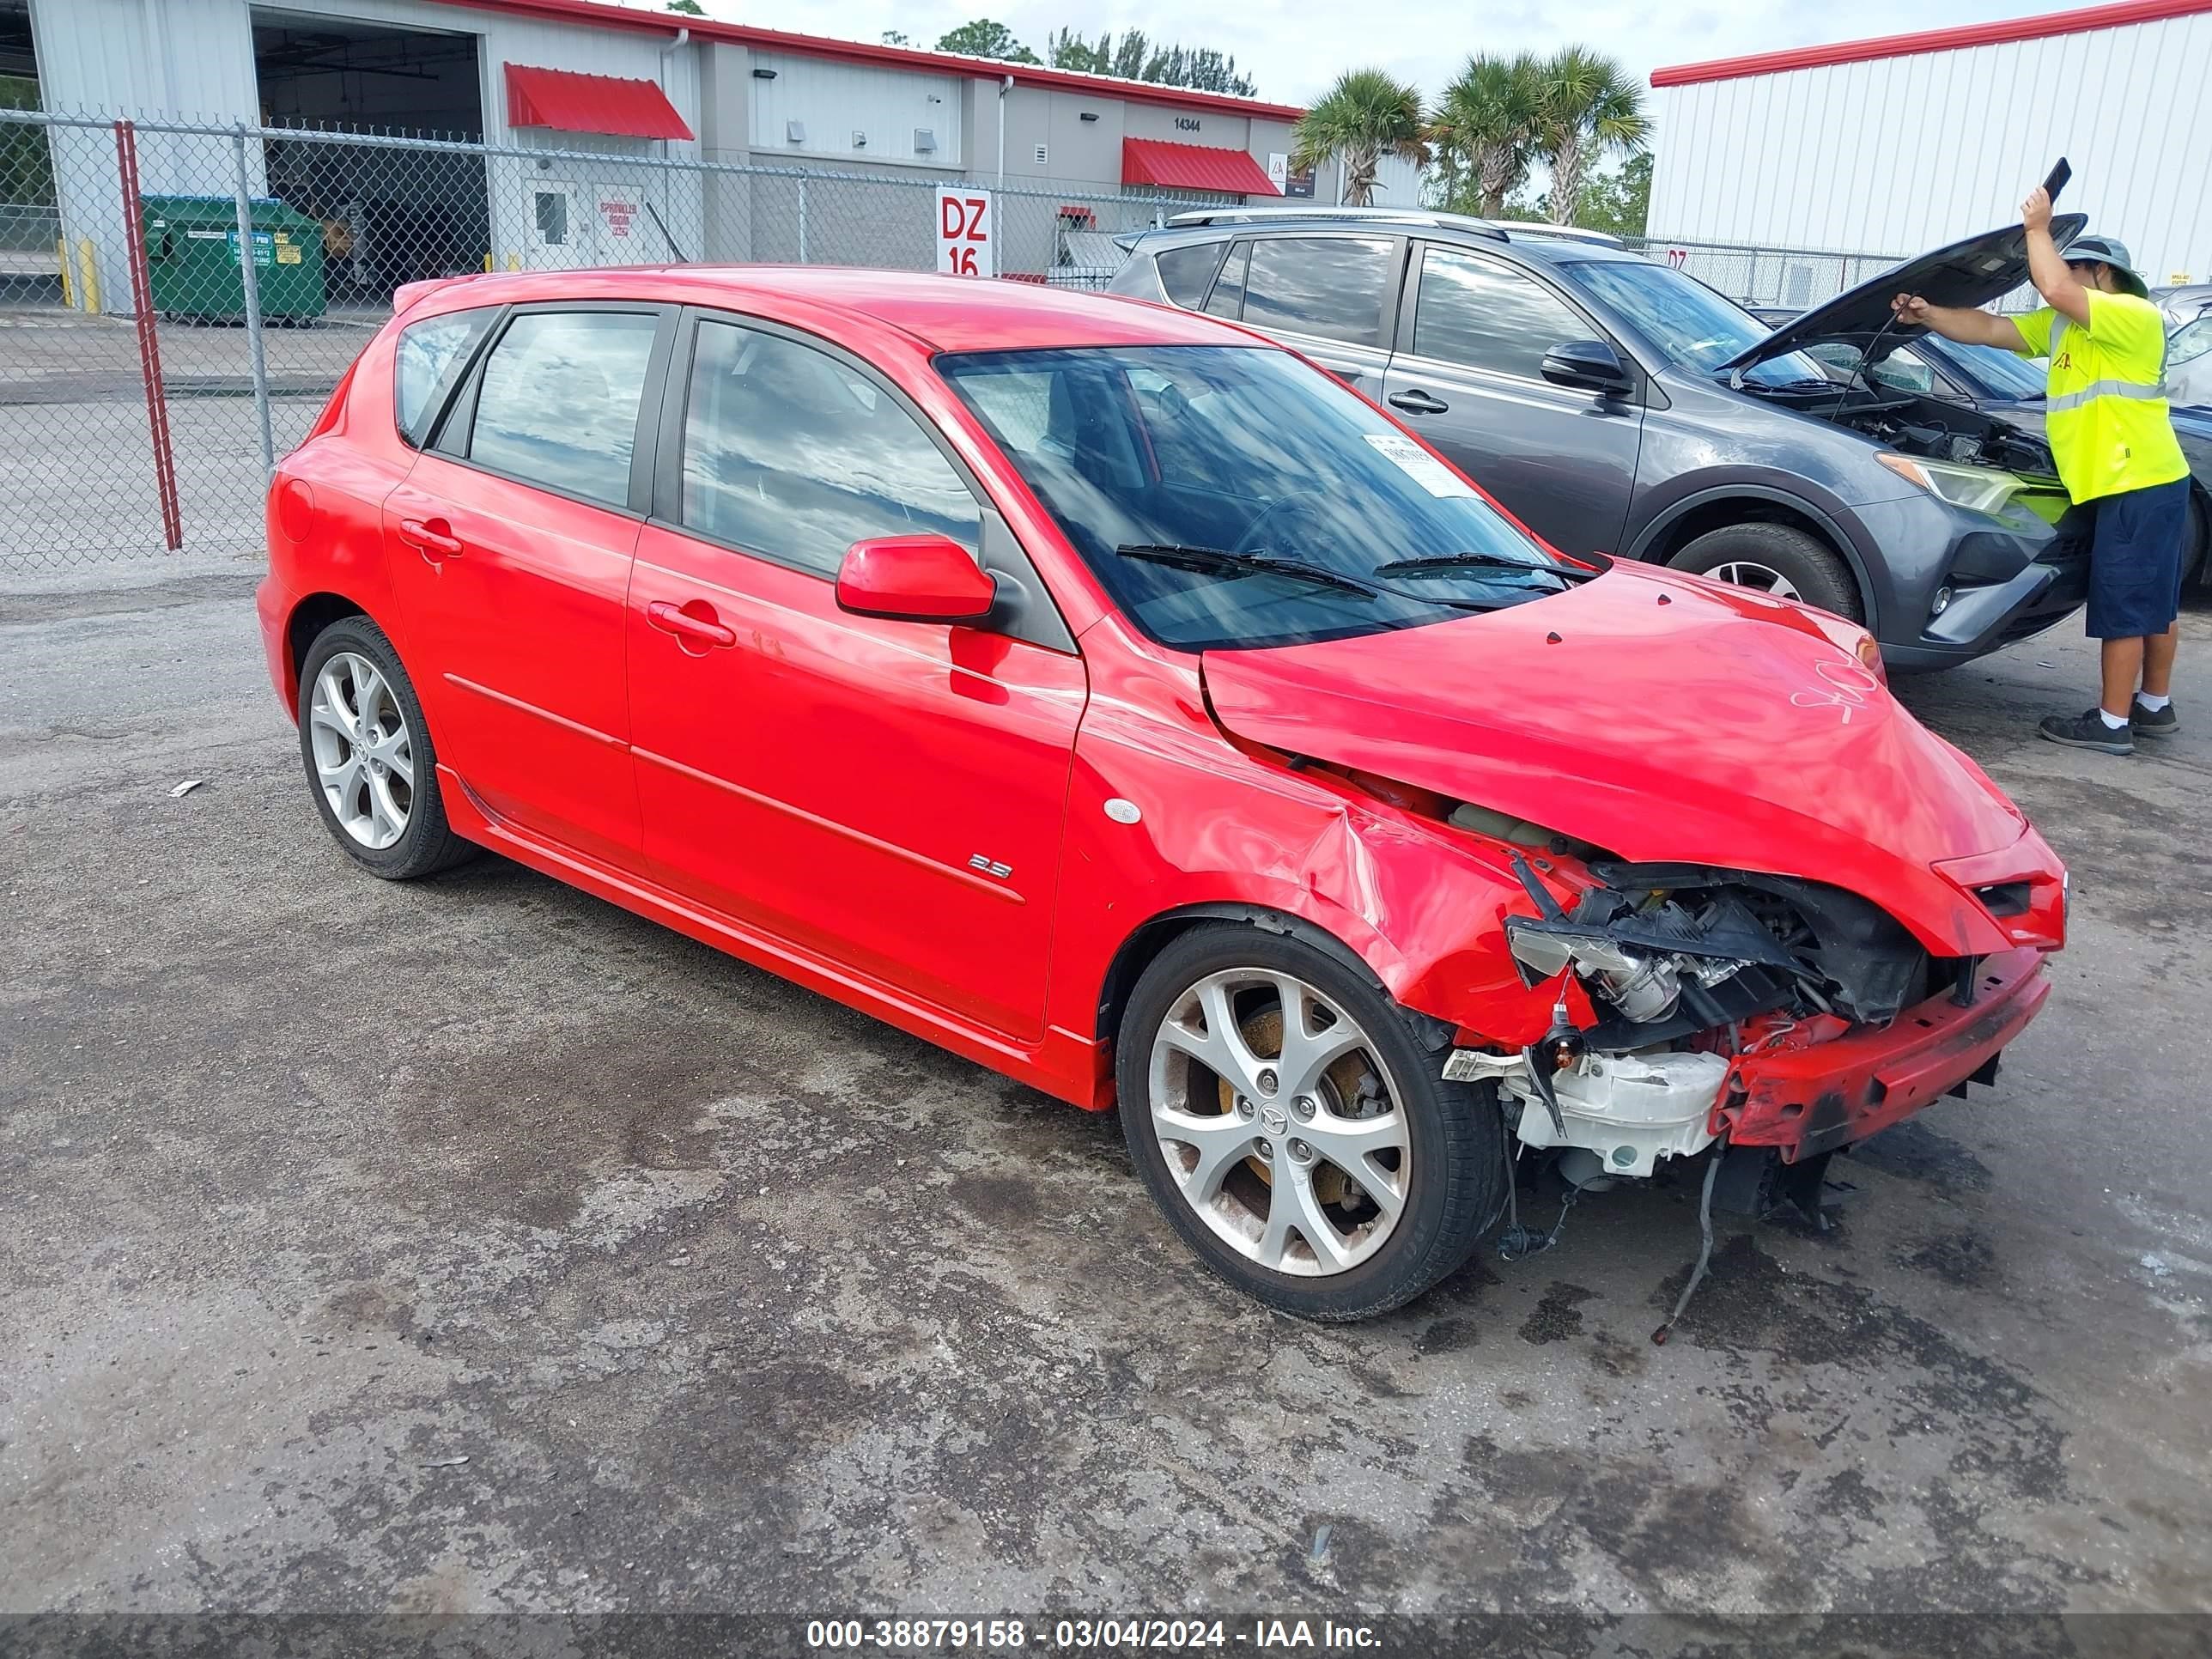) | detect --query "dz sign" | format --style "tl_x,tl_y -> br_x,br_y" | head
935,189 -> 994,277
